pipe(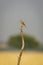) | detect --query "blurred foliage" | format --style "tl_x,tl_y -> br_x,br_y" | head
7,35 -> 40,50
